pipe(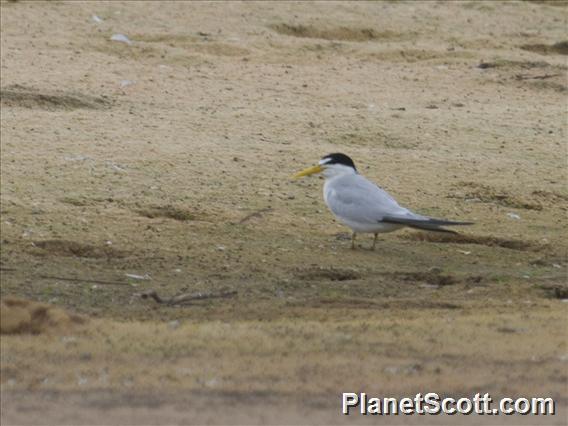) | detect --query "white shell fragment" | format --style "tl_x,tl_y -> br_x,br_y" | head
120,79 -> 135,88
110,34 -> 132,45
125,273 -> 151,281
92,15 -> 103,23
